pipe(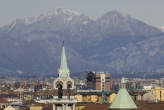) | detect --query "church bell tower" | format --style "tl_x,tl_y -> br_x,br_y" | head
53,42 -> 77,110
